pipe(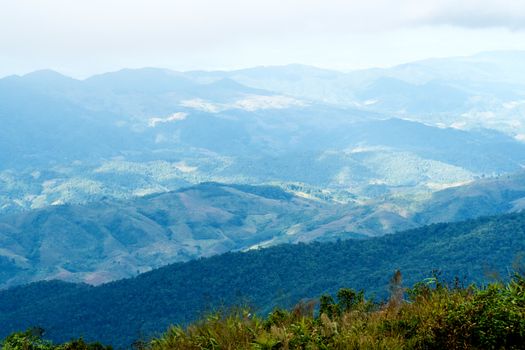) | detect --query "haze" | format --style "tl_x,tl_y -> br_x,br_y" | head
2,0 -> 525,78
